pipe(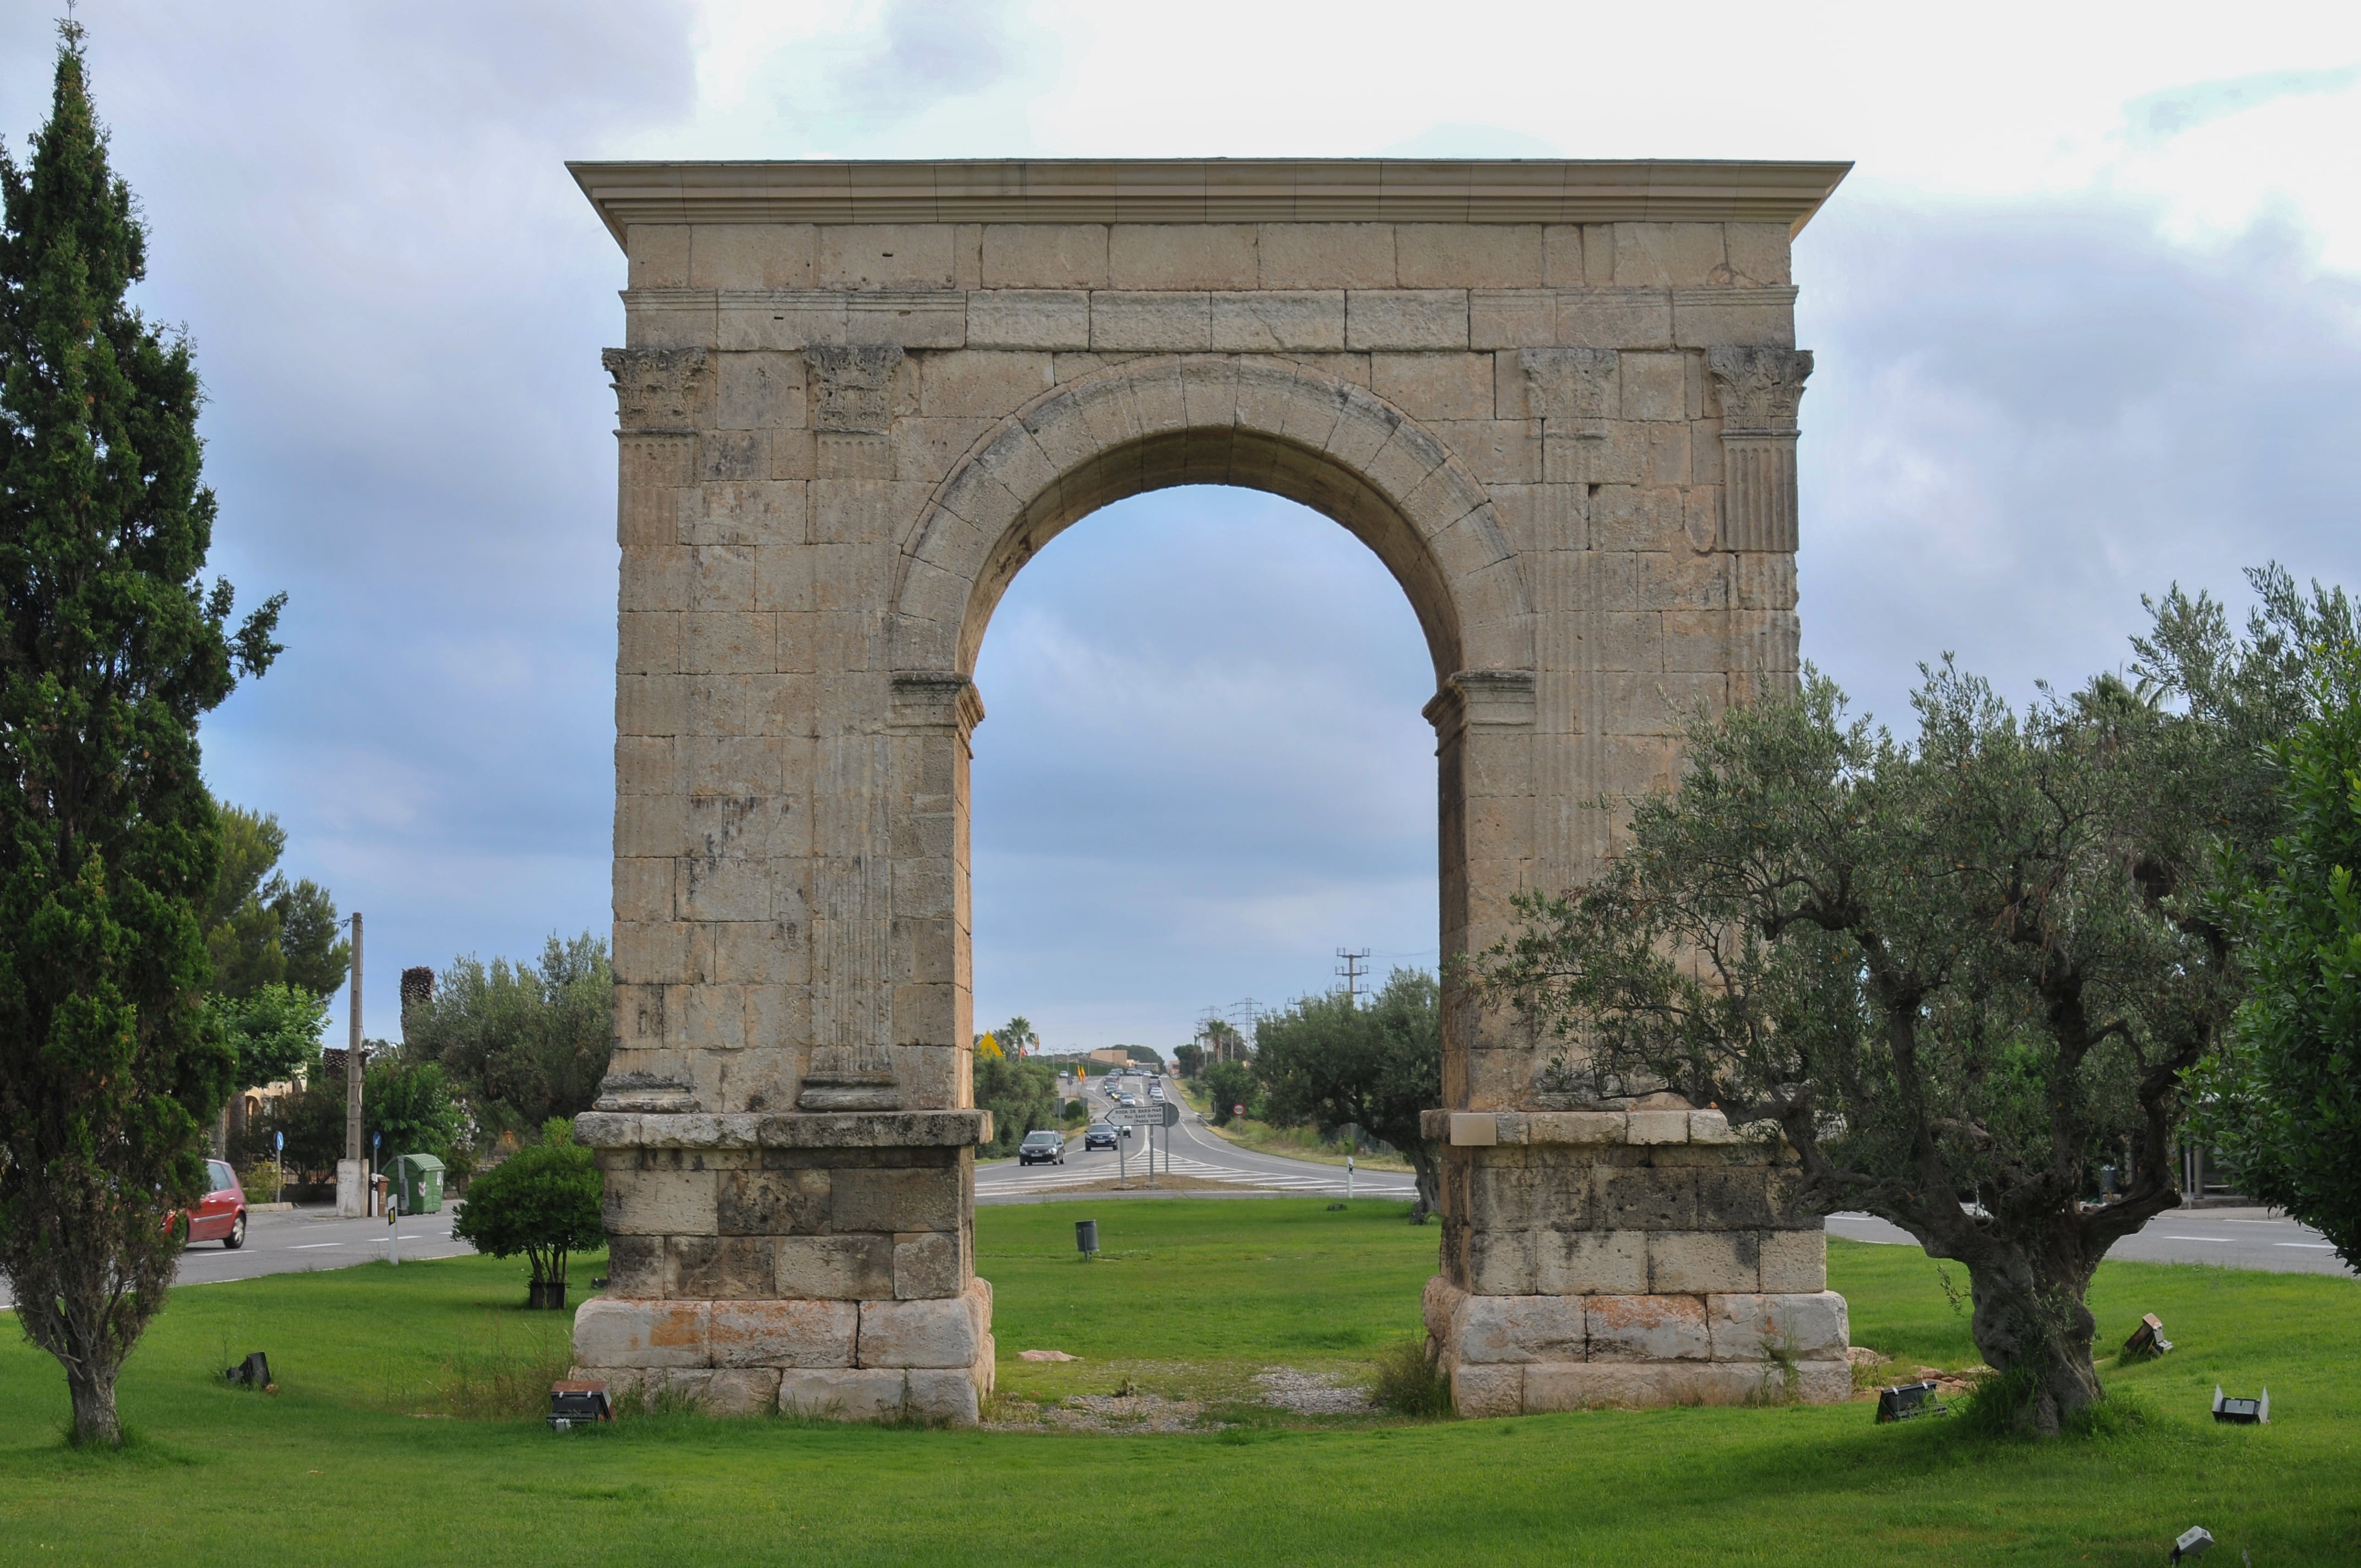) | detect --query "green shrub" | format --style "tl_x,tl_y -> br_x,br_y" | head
1369,1337 -> 1453,1419
449,1119 -> 602,1308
